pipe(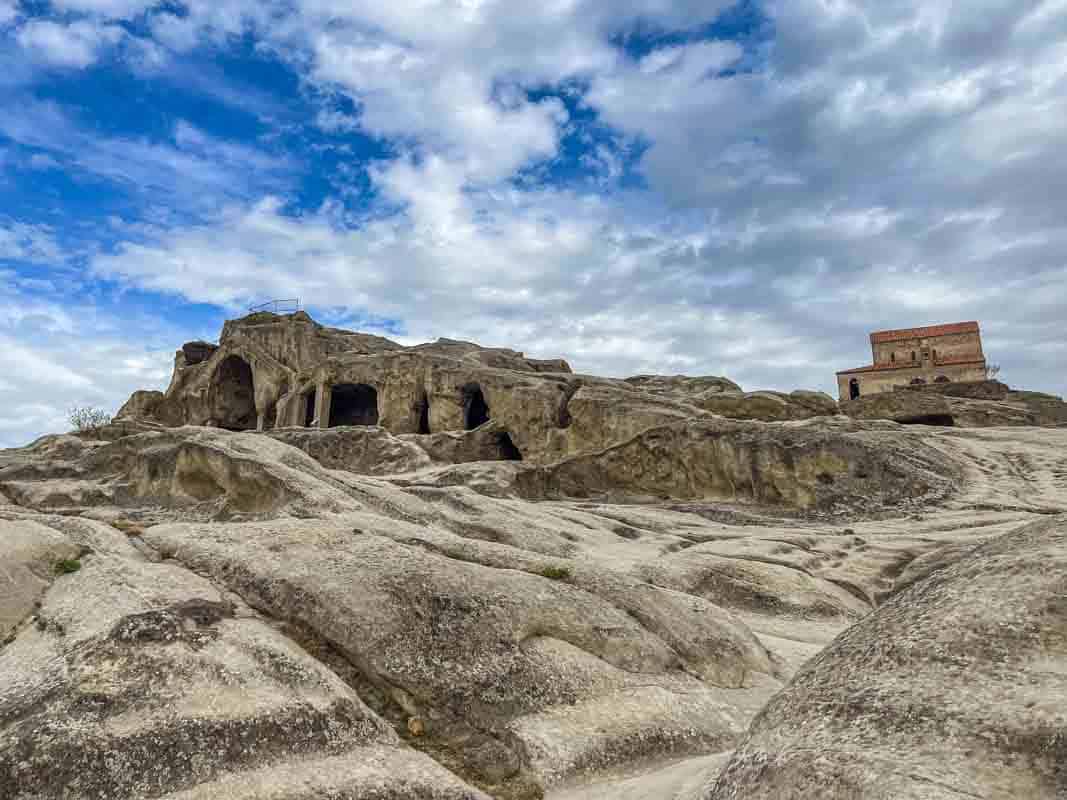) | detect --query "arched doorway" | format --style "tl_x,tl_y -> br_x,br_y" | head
329,384 -> 379,427
212,355 -> 256,430
849,378 -> 861,401
462,384 -> 490,430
